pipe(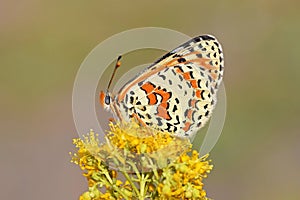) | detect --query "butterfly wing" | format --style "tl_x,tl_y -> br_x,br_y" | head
114,35 -> 224,137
